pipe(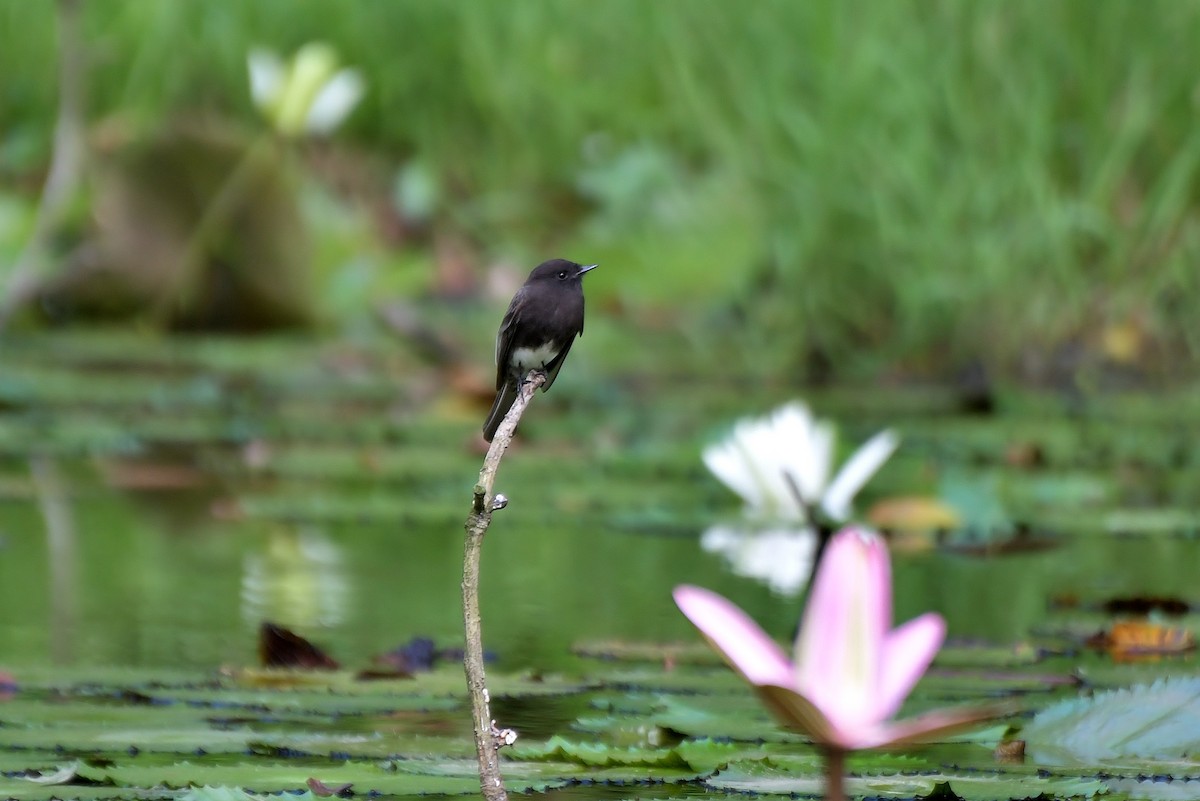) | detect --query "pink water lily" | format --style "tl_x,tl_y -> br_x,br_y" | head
675,527 -> 998,750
